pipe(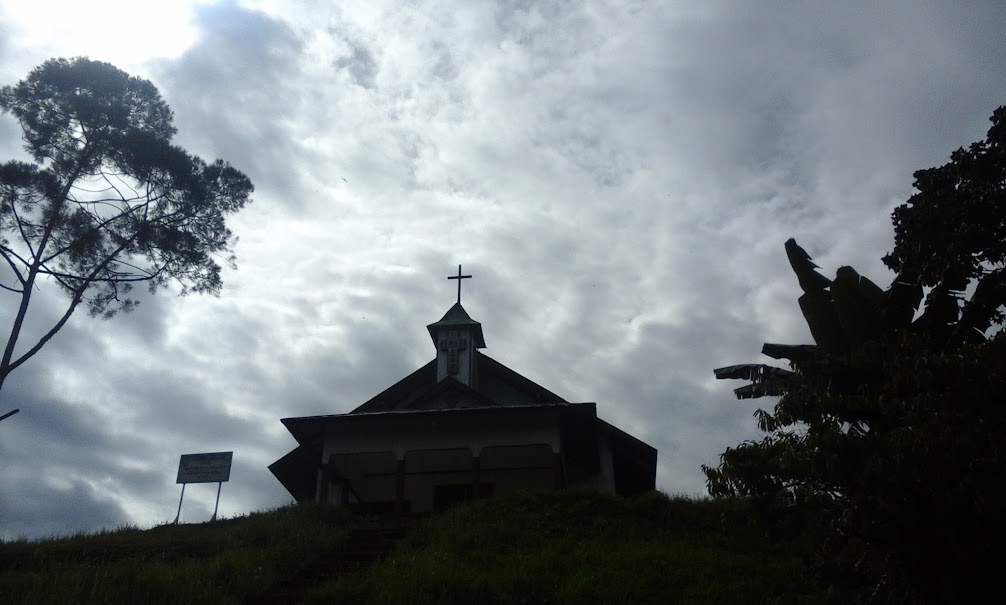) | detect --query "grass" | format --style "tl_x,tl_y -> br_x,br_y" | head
0,491 -> 838,604
309,490 -> 835,605
0,504 -> 353,605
